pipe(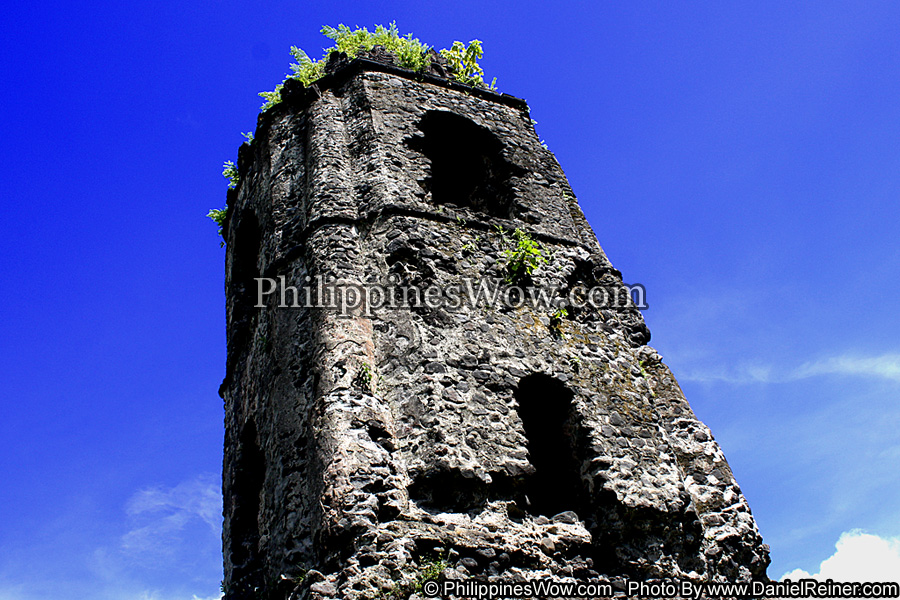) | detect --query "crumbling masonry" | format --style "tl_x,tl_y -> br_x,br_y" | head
219,48 -> 770,599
